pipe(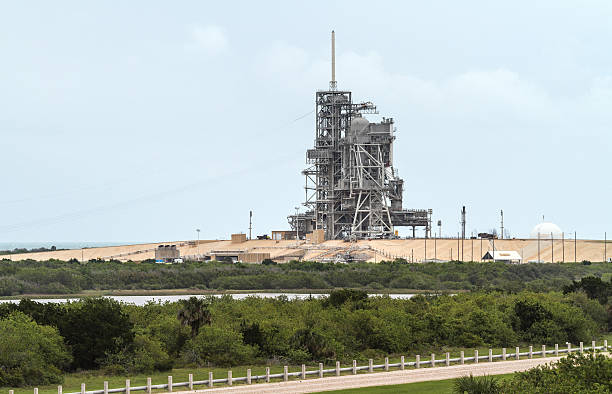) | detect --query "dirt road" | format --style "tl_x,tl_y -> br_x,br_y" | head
170,356 -> 560,393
